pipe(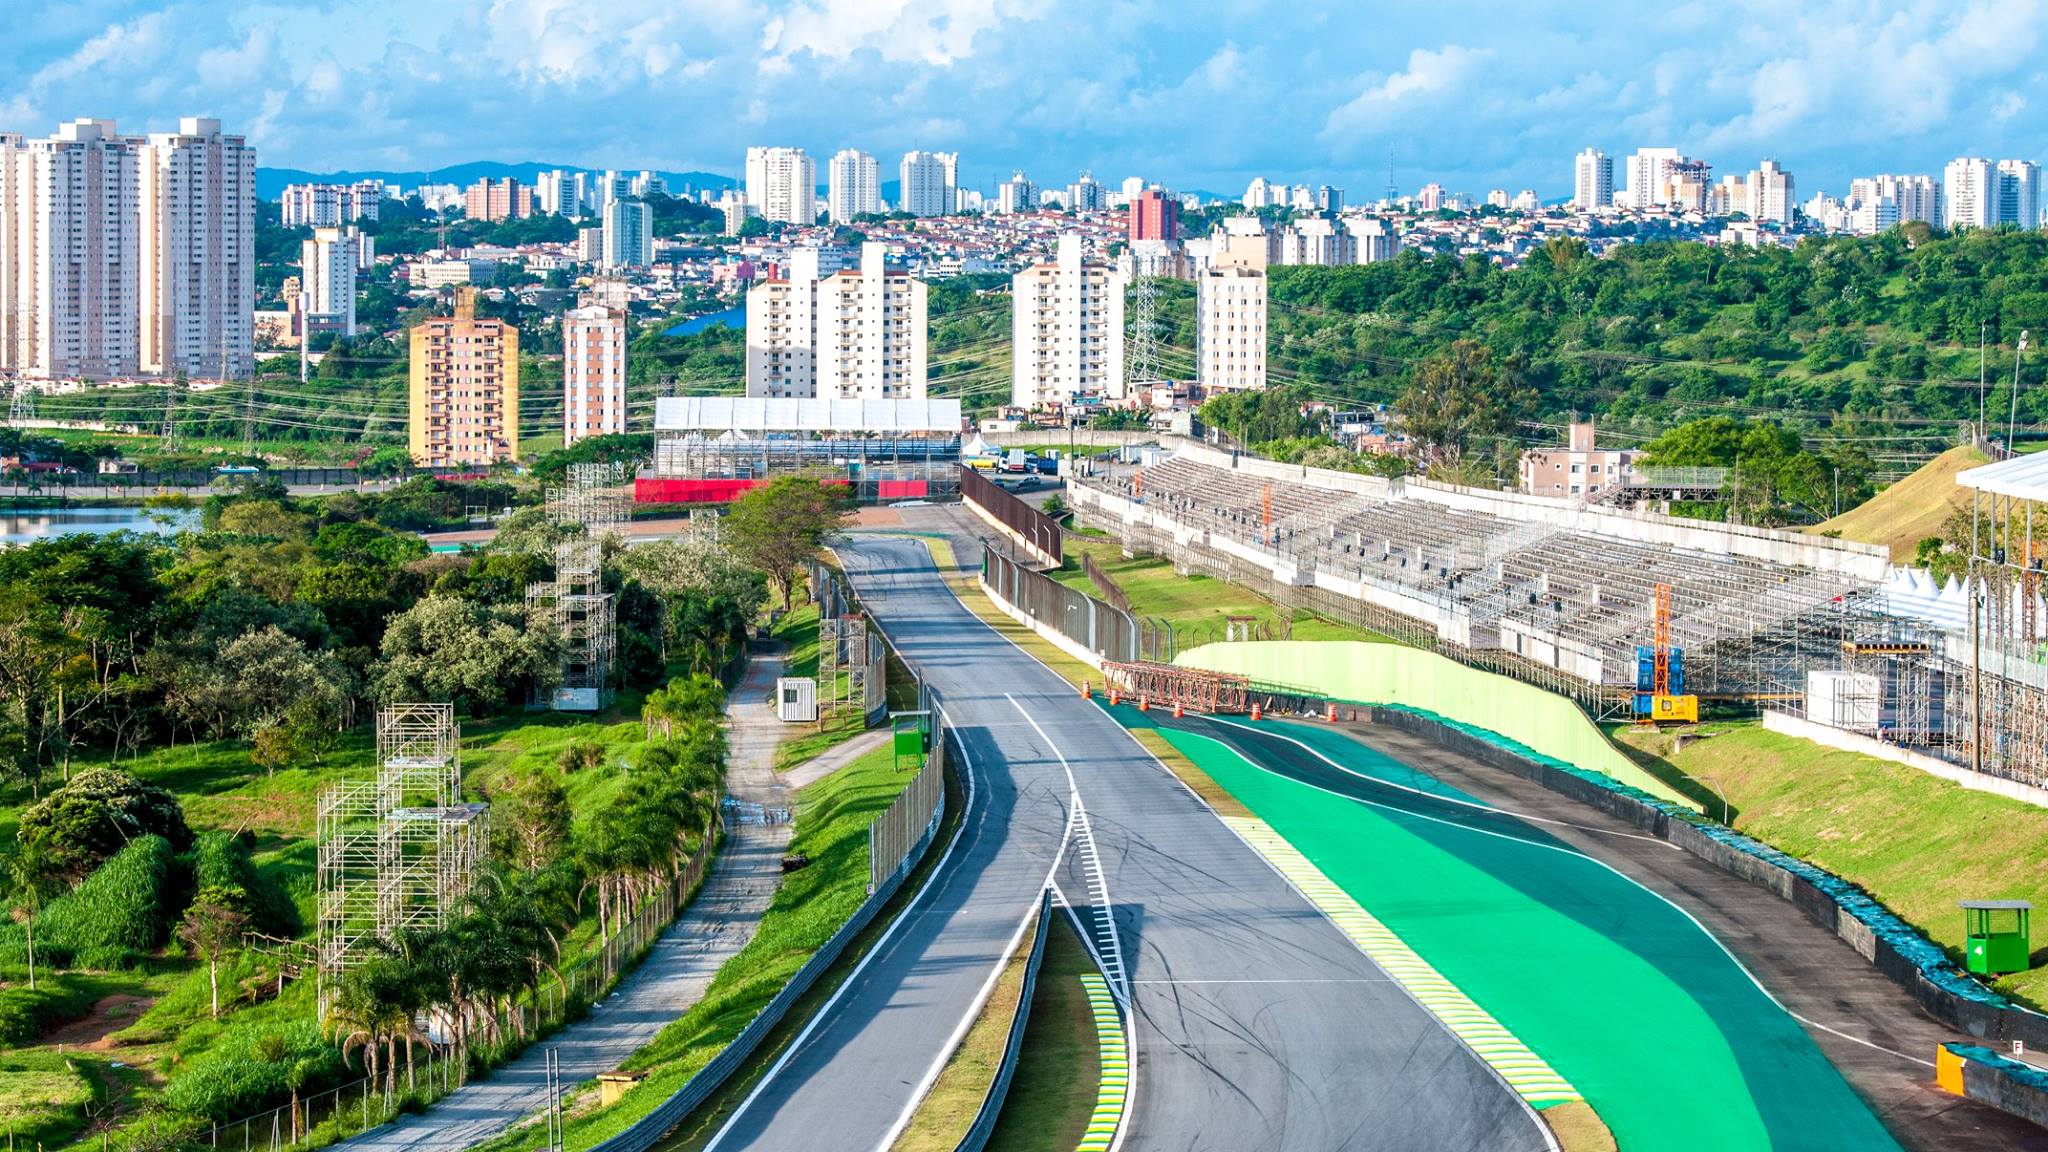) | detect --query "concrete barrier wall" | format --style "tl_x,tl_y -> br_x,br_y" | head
954,890 -> 1054,1152
1175,639 -> 1696,809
